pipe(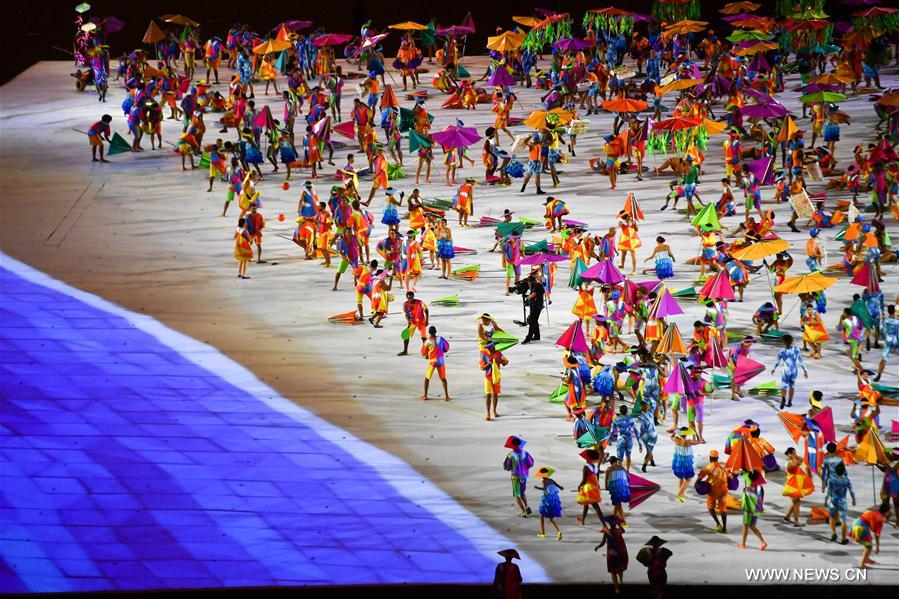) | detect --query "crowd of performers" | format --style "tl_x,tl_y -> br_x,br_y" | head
78,6 -> 899,585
